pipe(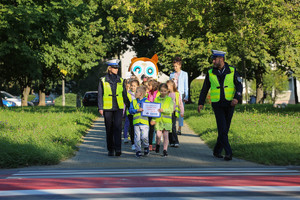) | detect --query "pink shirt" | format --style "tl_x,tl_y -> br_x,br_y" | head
168,92 -> 184,116
147,90 -> 159,102
174,71 -> 181,88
